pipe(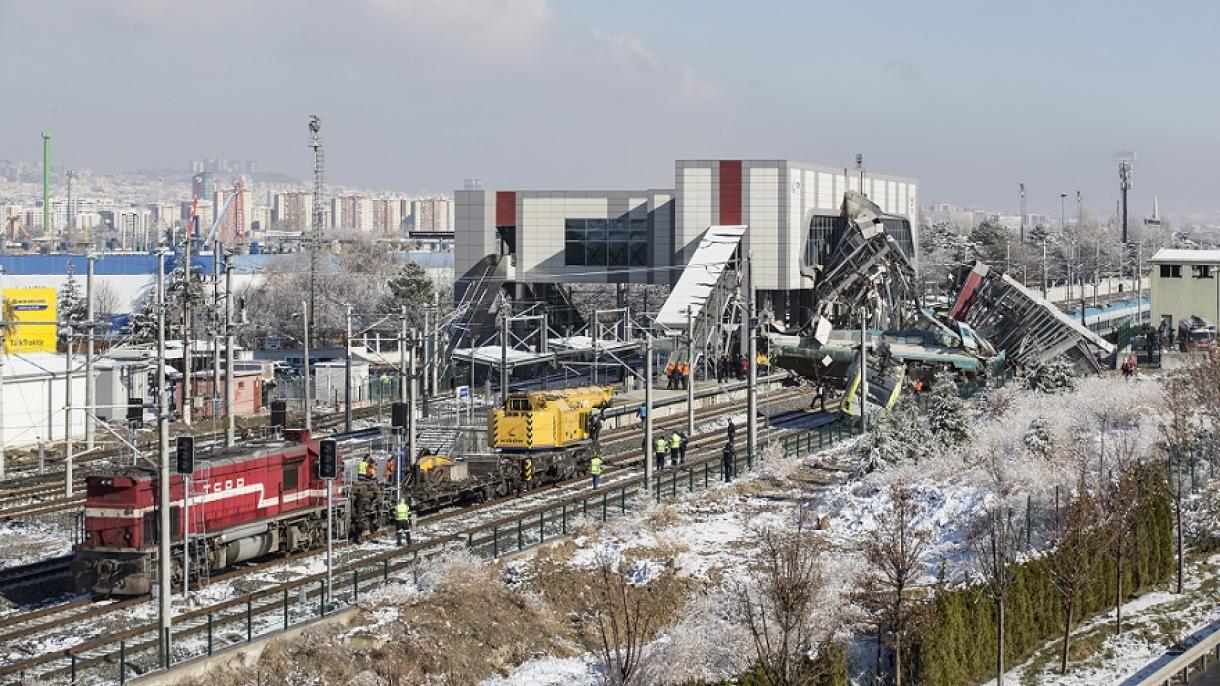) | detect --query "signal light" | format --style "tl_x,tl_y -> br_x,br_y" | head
269,400 -> 287,431
392,402 -> 408,429
175,436 -> 194,474
319,439 -> 338,479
